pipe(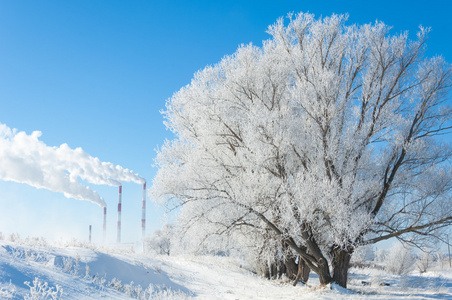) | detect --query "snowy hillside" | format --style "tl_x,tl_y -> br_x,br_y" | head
0,239 -> 451,299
